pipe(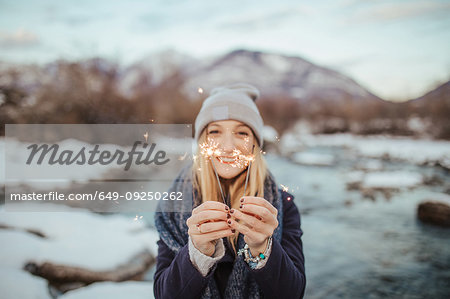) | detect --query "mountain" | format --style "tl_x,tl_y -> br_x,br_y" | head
409,81 -> 450,104
118,49 -> 203,97
180,49 -> 383,104
407,80 -> 450,124
114,49 -> 383,104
